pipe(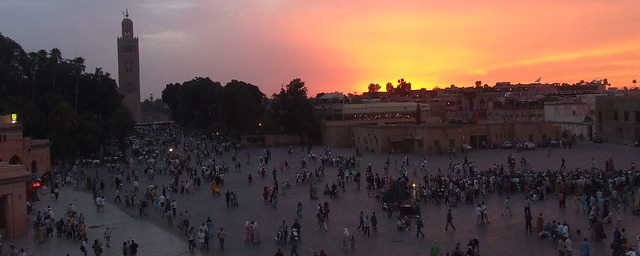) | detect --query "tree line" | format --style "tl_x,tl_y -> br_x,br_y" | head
161,77 -> 320,140
368,78 -> 412,95
0,33 -> 135,160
